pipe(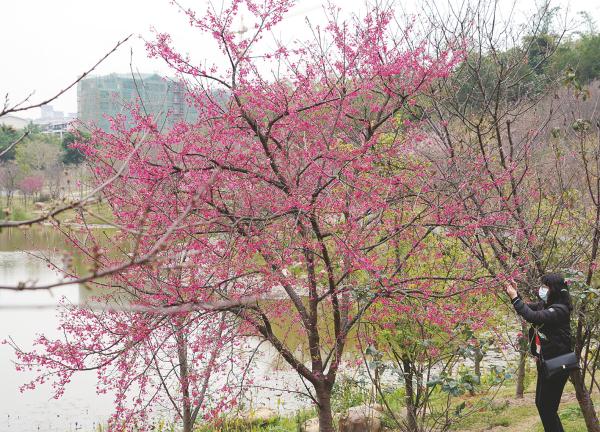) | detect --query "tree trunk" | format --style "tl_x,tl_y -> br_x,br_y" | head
474,349 -> 482,380
515,321 -> 528,398
515,350 -> 526,398
571,369 -> 600,432
573,316 -> 600,432
403,356 -> 418,431
573,211 -> 600,432
176,333 -> 193,432
316,385 -> 335,432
